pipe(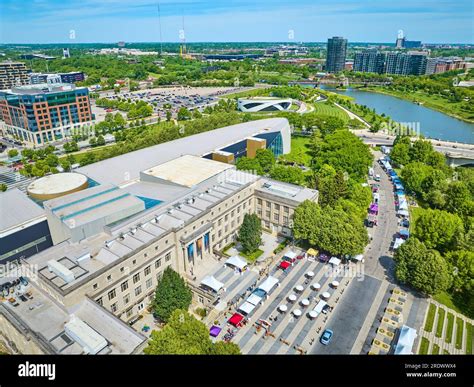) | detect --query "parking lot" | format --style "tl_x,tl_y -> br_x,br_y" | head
92,86 -> 245,122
